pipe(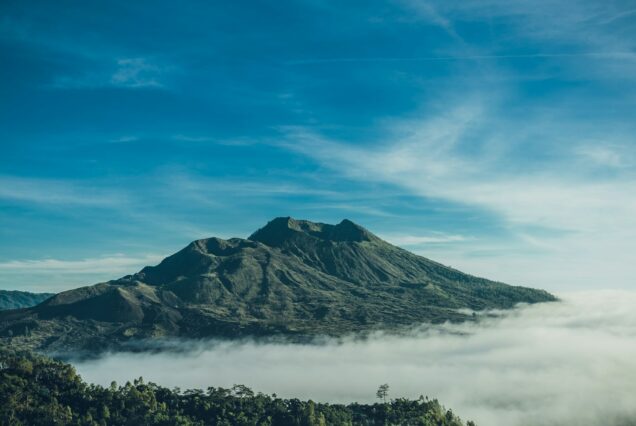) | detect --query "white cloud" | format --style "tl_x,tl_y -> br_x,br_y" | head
396,0 -> 636,81
74,291 -> 636,426
0,253 -> 166,292
575,144 -> 630,168
281,109 -> 636,233
278,100 -> 636,290
109,135 -> 139,143
430,0 -> 631,47
381,233 -> 467,246
395,0 -> 463,43
49,57 -> 168,90
111,58 -> 164,88
0,175 -> 128,207
0,254 -> 163,275
600,8 -> 636,25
